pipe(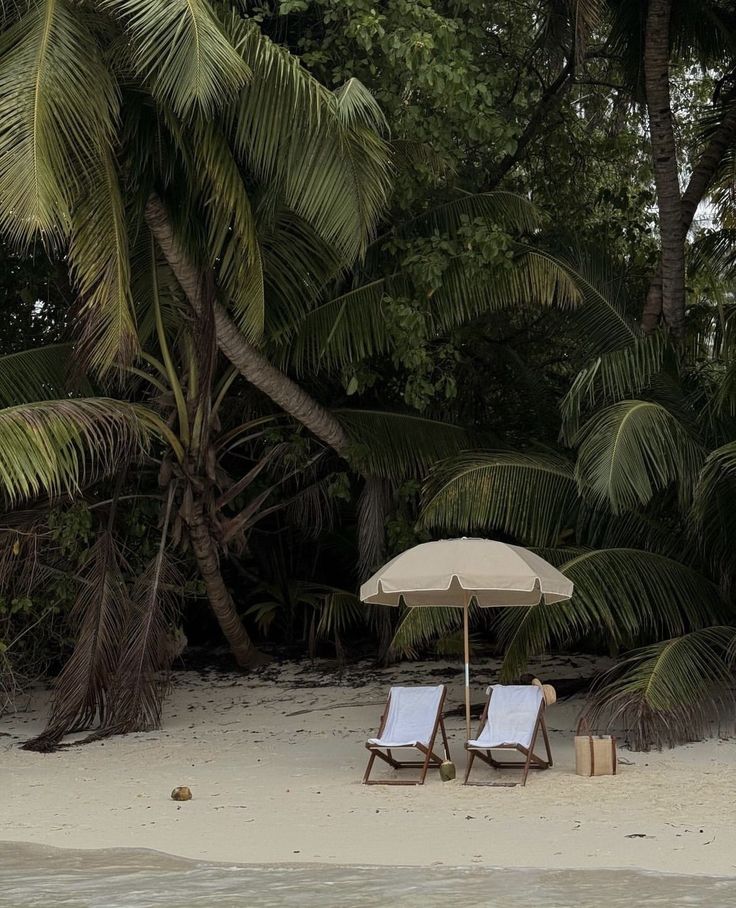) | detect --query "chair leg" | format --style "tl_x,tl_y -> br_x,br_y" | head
463,750 -> 476,784
540,718 -> 553,768
521,720 -> 542,786
363,751 -> 377,784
